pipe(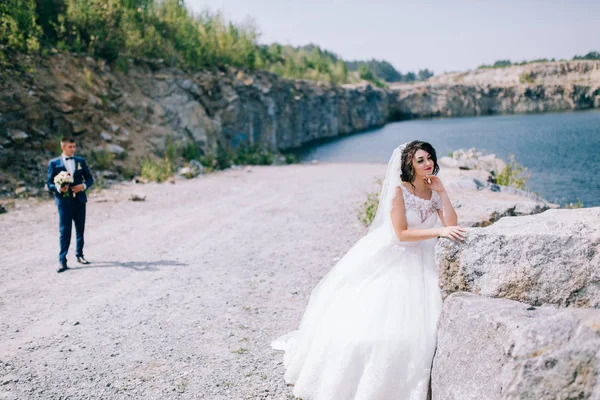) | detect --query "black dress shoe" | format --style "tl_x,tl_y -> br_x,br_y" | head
57,262 -> 69,273
77,256 -> 91,265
